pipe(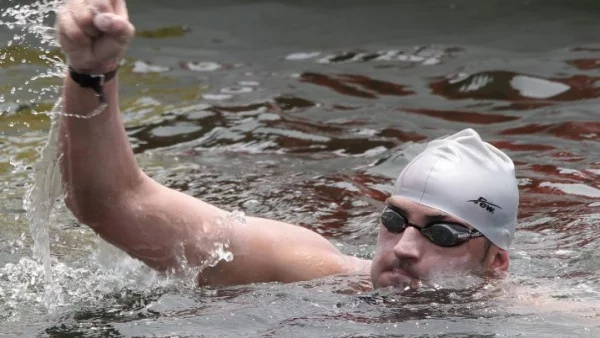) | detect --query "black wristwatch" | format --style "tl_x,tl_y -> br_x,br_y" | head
68,66 -> 119,104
